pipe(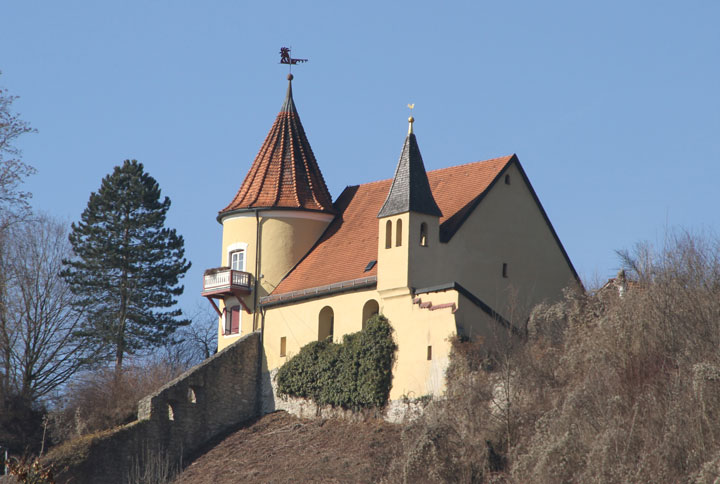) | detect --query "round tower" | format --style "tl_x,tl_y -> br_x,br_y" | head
205,75 -> 335,346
